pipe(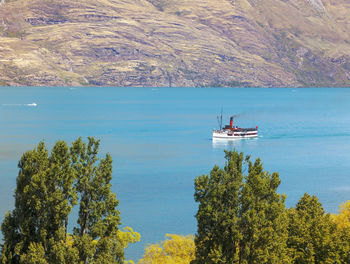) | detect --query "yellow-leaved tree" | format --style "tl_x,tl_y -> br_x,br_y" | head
333,201 -> 350,229
138,234 -> 195,264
